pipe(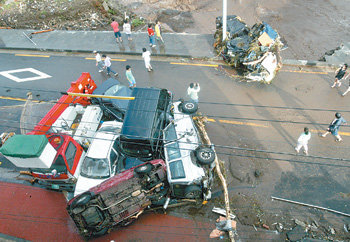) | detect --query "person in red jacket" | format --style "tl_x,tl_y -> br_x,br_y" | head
147,24 -> 156,47
111,18 -> 122,43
